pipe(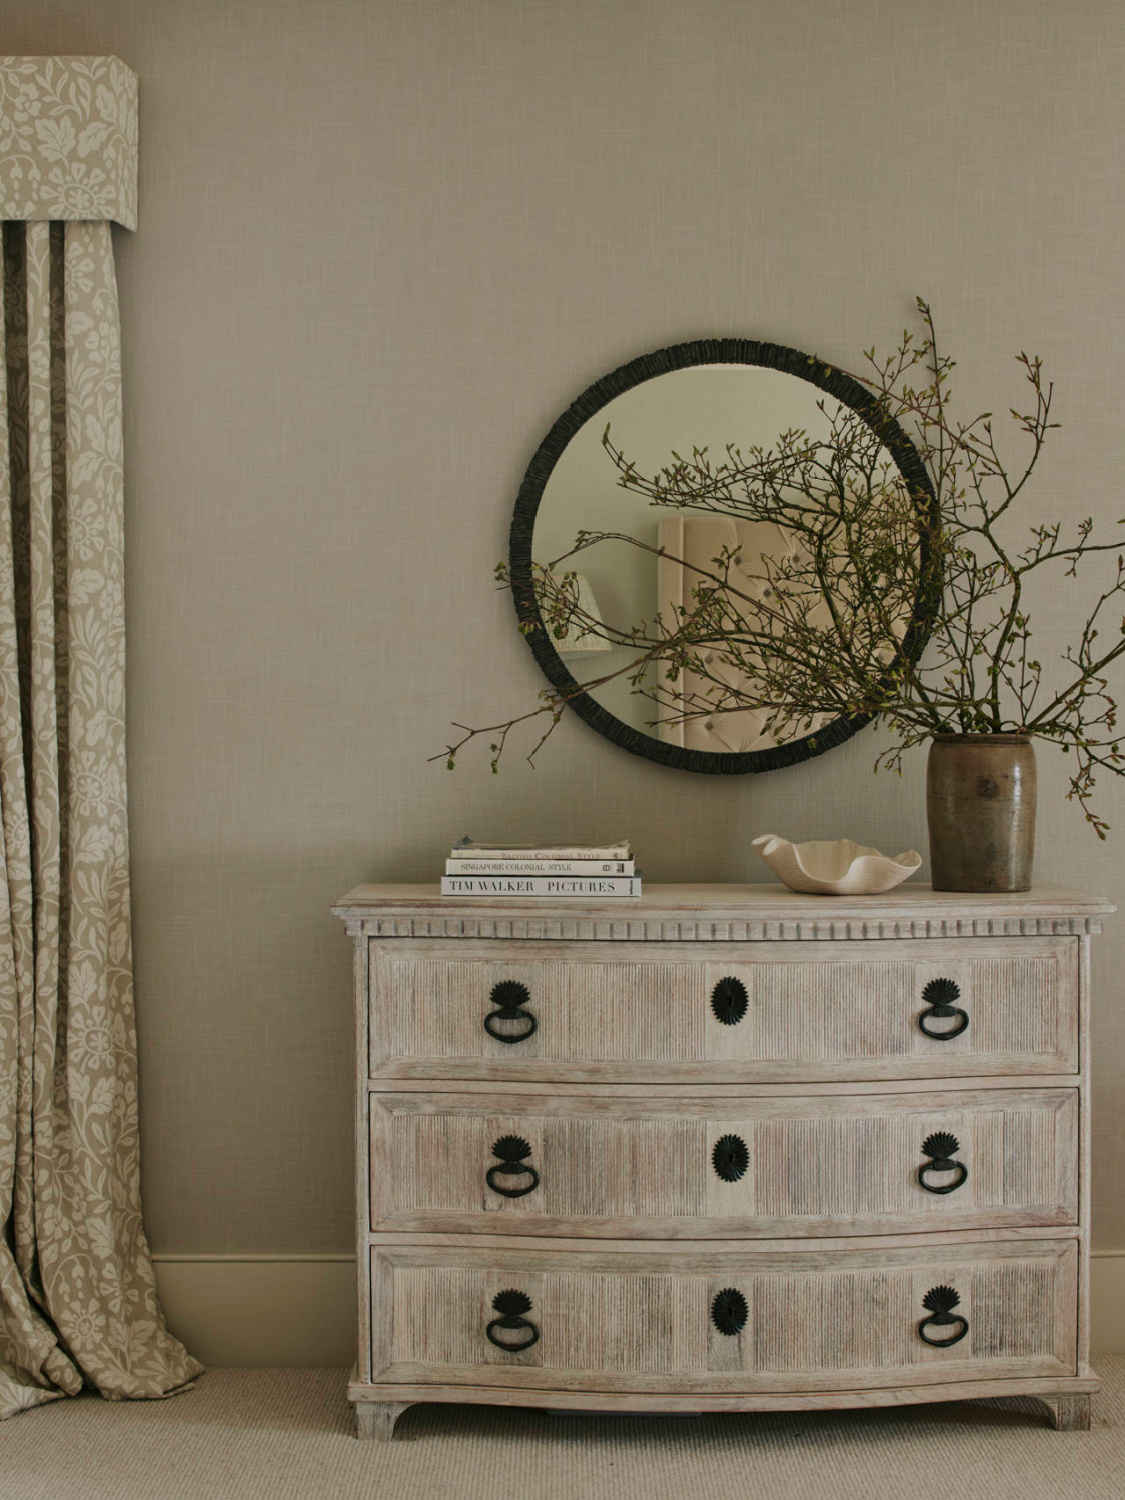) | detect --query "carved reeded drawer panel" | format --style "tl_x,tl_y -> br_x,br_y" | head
371,1240 -> 1078,1392
368,937 -> 1079,1083
333,883 -> 1110,1439
369,1088 -> 1078,1237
